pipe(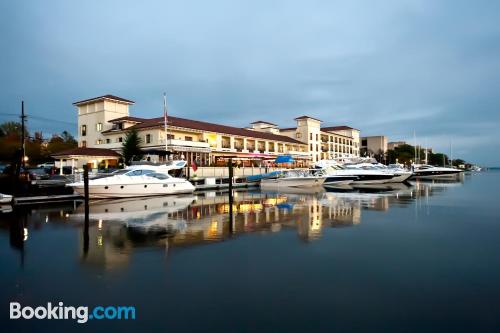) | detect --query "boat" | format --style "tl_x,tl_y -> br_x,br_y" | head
260,170 -> 325,188
0,193 -> 13,204
315,160 -> 398,184
411,164 -> 463,180
68,161 -> 195,198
